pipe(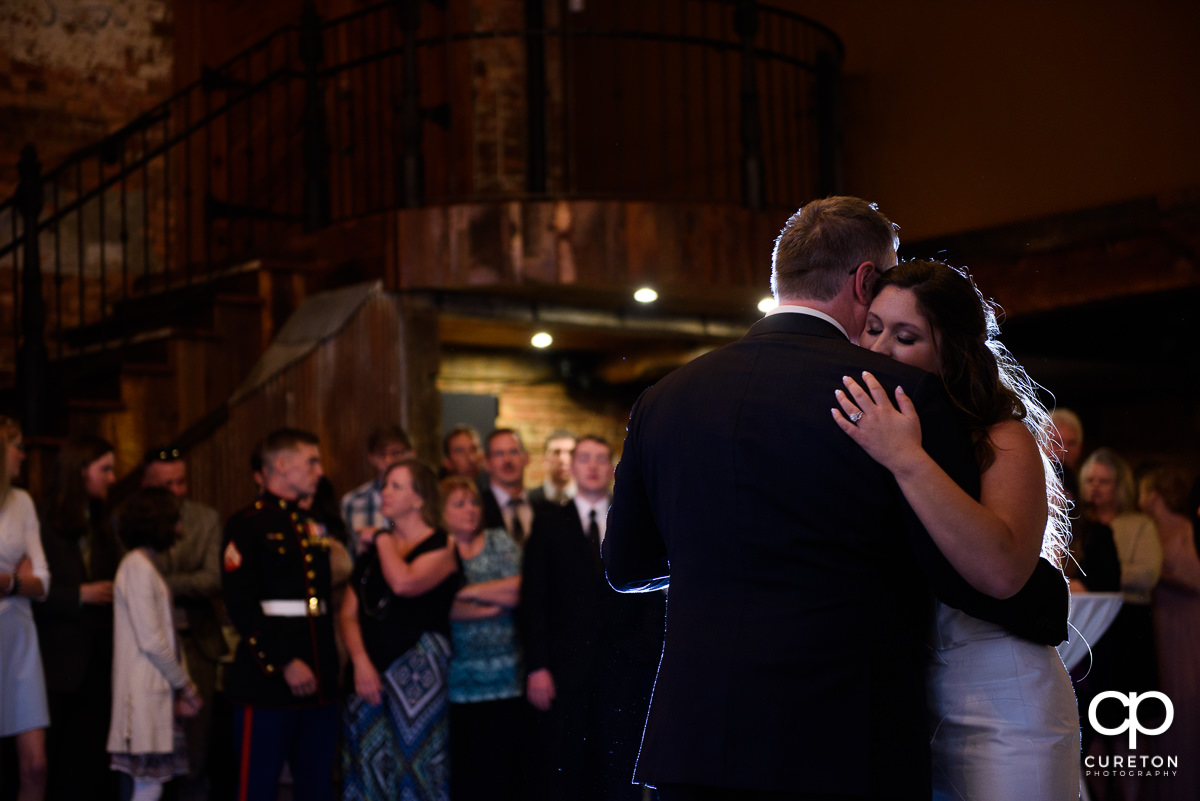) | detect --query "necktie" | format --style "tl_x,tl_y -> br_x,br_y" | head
585,508 -> 603,572
508,497 -> 526,544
